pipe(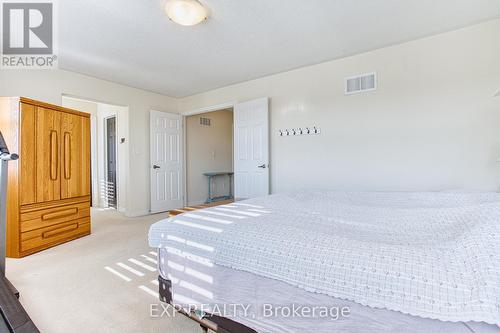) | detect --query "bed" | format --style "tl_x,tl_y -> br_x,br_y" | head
148,191 -> 500,333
